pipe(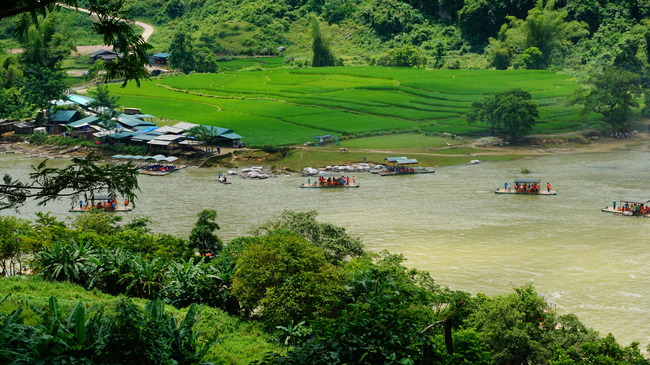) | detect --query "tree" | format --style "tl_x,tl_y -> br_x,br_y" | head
467,88 -> 539,142
188,209 -> 223,257
231,232 -> 347,328
569,66 -> 644,133
2,0 -> 151,86
18,13 -> 74,70
0,153 -> 140,211
168,28 -> 196,74
20,64 -> 67,123
89,84 -> 120,120
310,15 -> 337,67
254,210 -> 364,264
